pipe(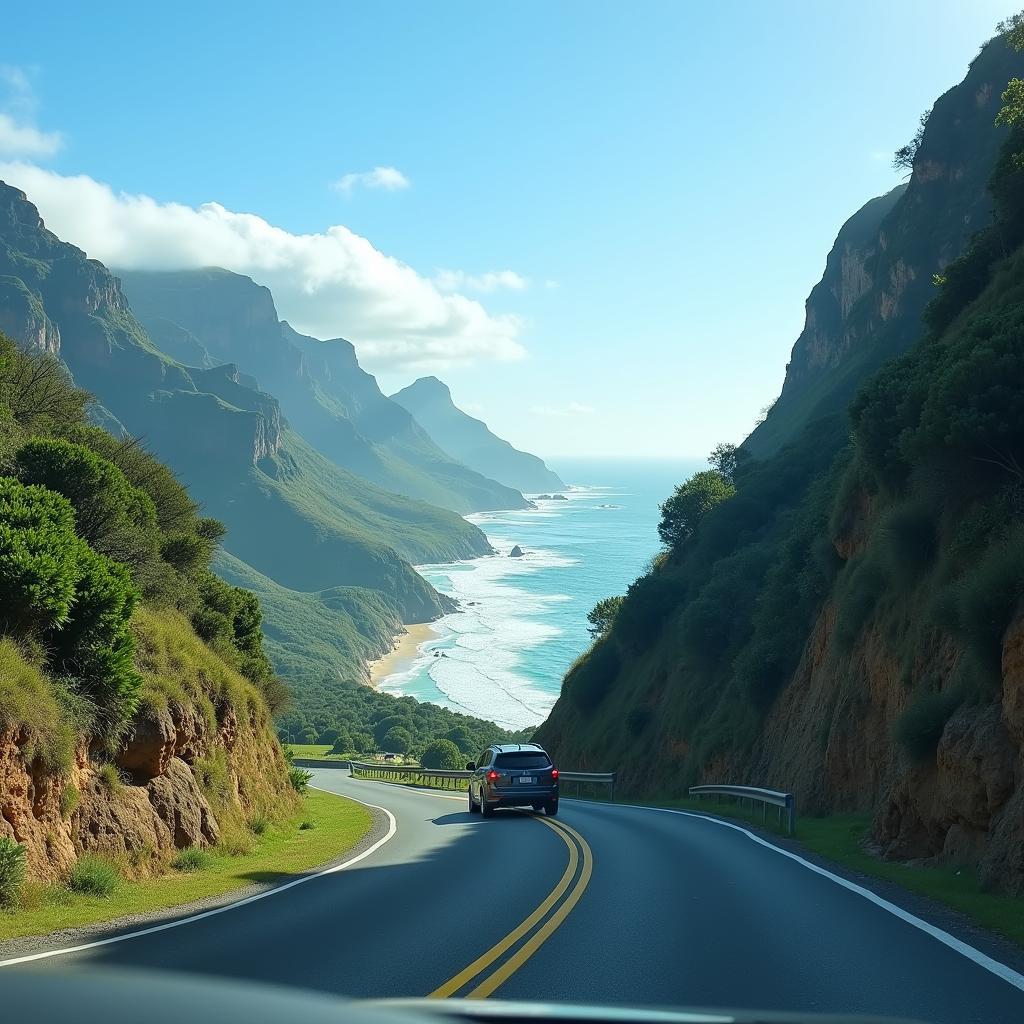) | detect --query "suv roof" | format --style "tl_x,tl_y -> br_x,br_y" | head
489,742 -> 546,753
